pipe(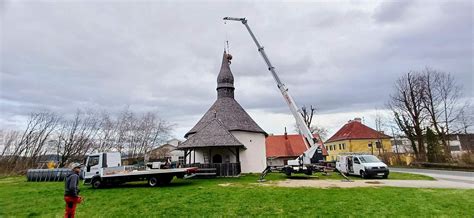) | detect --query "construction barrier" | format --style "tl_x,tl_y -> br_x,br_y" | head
26,168 -> 75,182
